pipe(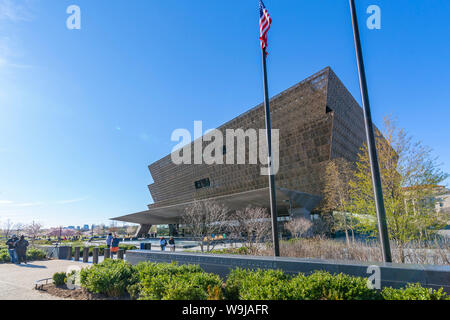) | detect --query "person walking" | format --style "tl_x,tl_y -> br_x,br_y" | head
110,234 -> 120,258
160,237 -> 167,251
168,237 -> 175,252
15,235 -> 29,264
5,235 -> 18,264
